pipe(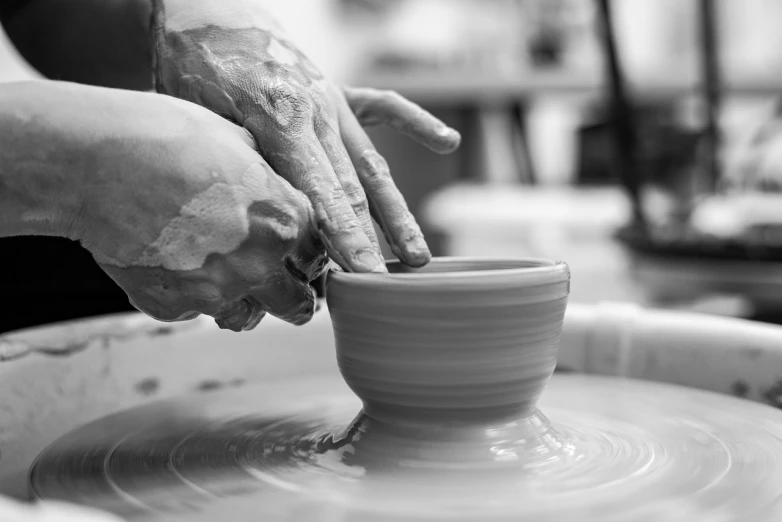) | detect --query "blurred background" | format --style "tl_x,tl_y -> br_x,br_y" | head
6,0 -> 782,331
